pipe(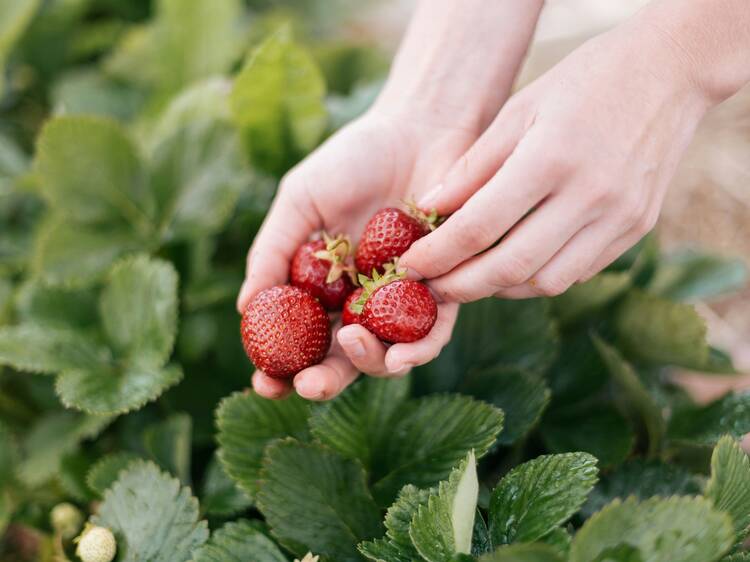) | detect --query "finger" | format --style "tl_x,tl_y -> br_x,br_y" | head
293,343 -> 359,401
236,183 -> 319,313
337,324 -> 391,377
252,371 -> 293,399
384,302 -> 459,372
427,192 -> 593,303
418,98 -> 532,214
401,130 -> 559,281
